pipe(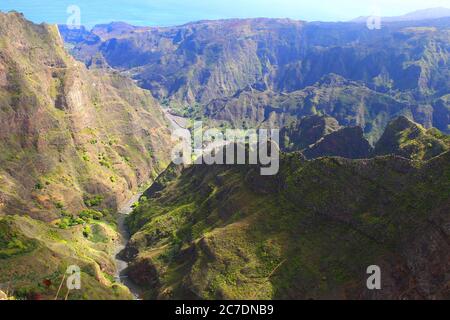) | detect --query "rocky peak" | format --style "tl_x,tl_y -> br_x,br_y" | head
303,126 -> 373,159
374,116 -> 449,160
281,115 -> 341,151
